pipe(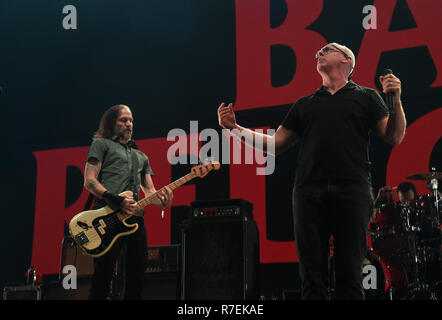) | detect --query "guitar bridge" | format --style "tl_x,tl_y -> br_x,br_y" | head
74,232 -> 89,245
